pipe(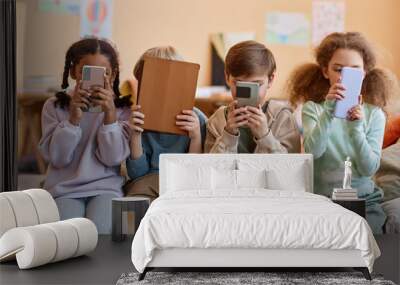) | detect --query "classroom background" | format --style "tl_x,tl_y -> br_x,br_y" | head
16,0 -> 400,179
